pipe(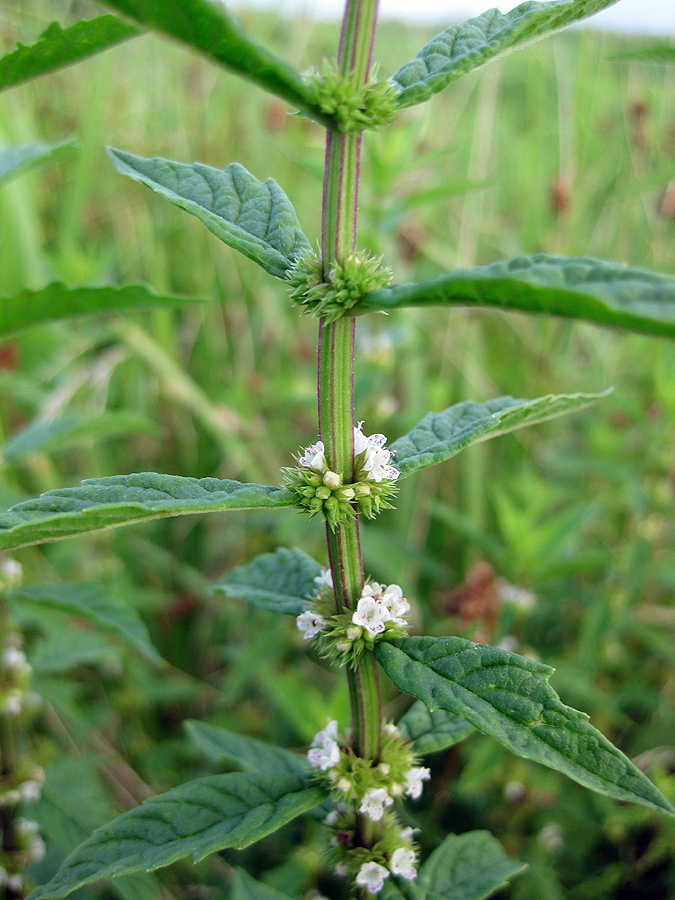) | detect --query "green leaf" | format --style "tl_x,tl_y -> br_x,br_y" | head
8,582 -> 162,664
0,16 -> 138,92
0,282 -> 204,341
0,140 -> 77,186
362,255 -> 675,340
0,474 -> 293,551
26,771 -> 325,900
1,412 -> 159,464
210,546 -> 321,616
398,700 -> 474,755
391,0 -> 620,108
108,149 -> 311,279
101,0 -> 327,125
618,43 -> 675,63
374,637 -> 675,817
390,392 -> 607,478
231,869 -> 295,900
418,830 -> 526,900
186,721 -> 308,776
